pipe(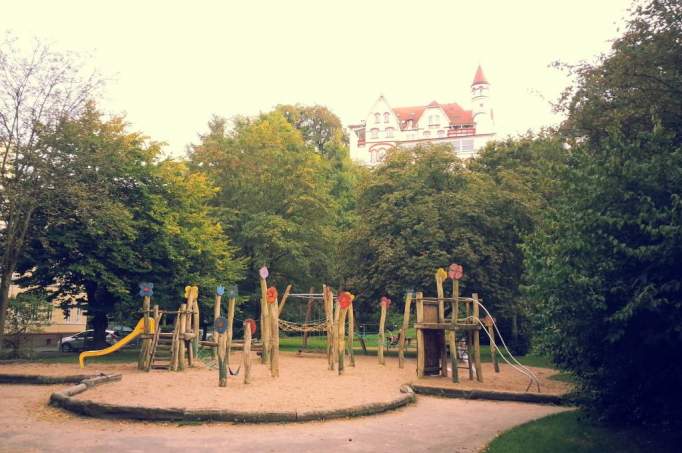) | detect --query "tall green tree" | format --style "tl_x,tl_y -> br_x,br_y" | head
189,111 -> 336,297
0,38 -> 102,349
525,0 -> 682,427
345,144 -> 538,347
20,106 -> 242,346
